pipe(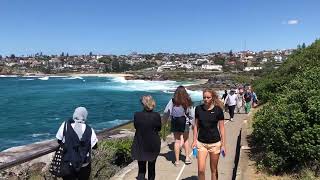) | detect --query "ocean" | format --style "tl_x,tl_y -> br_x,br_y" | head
0,75 -> 206,151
